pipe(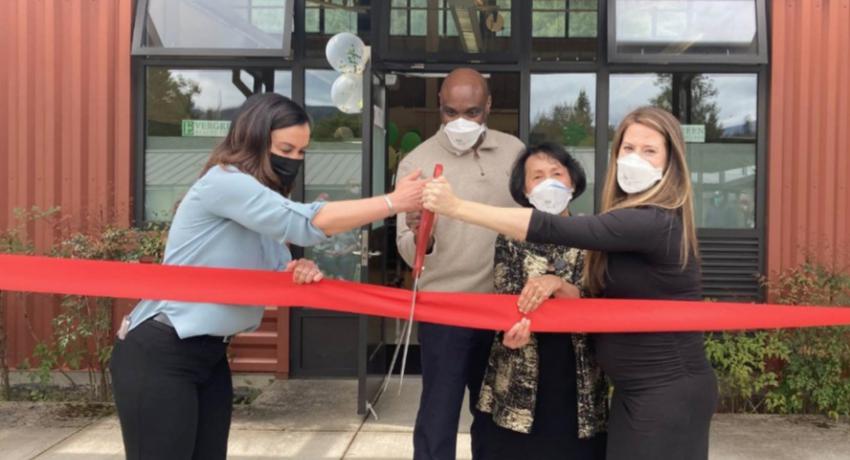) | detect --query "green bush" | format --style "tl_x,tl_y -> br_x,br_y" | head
707,261 -> 850,419
0,207 -> 61,400
29,222 -> 168,401
705,331 -> 789,413
0,210 -> 169,402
